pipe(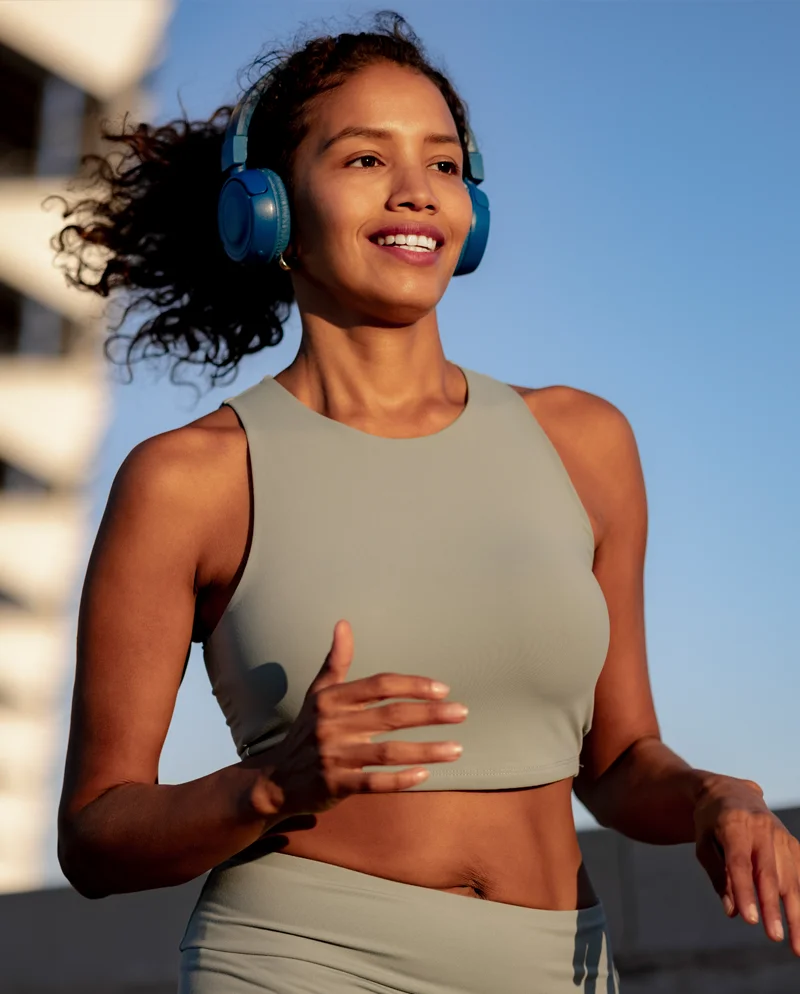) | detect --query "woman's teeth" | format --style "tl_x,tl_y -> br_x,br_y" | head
375,233 -> 437,252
